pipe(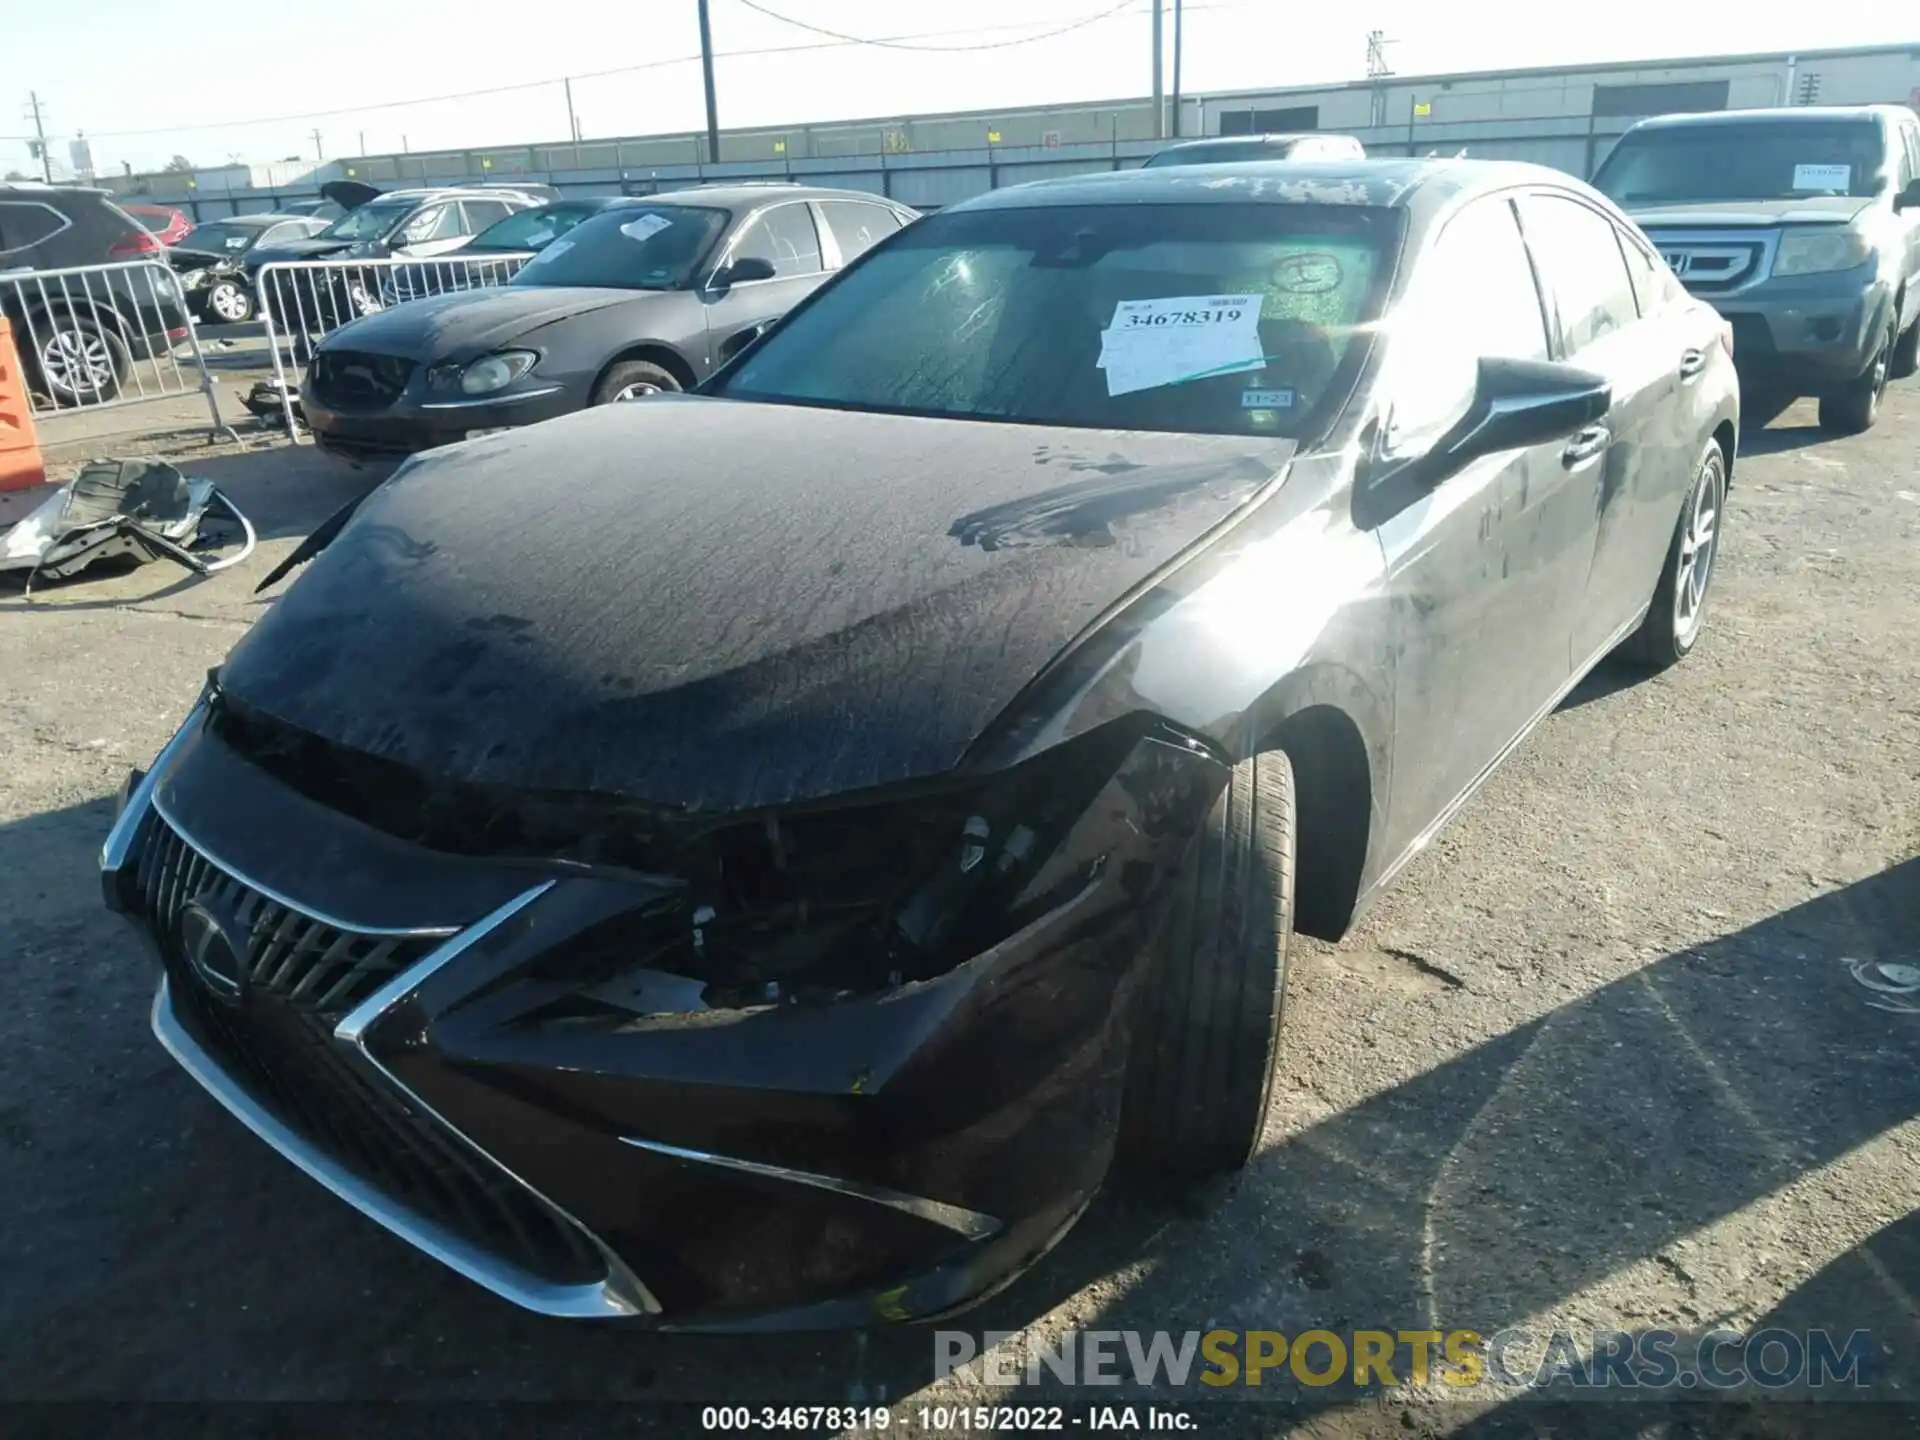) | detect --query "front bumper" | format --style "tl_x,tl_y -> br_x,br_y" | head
1692,271 -> 1892,391
103,704 -> 1217,1326
304,383 -> 578,460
